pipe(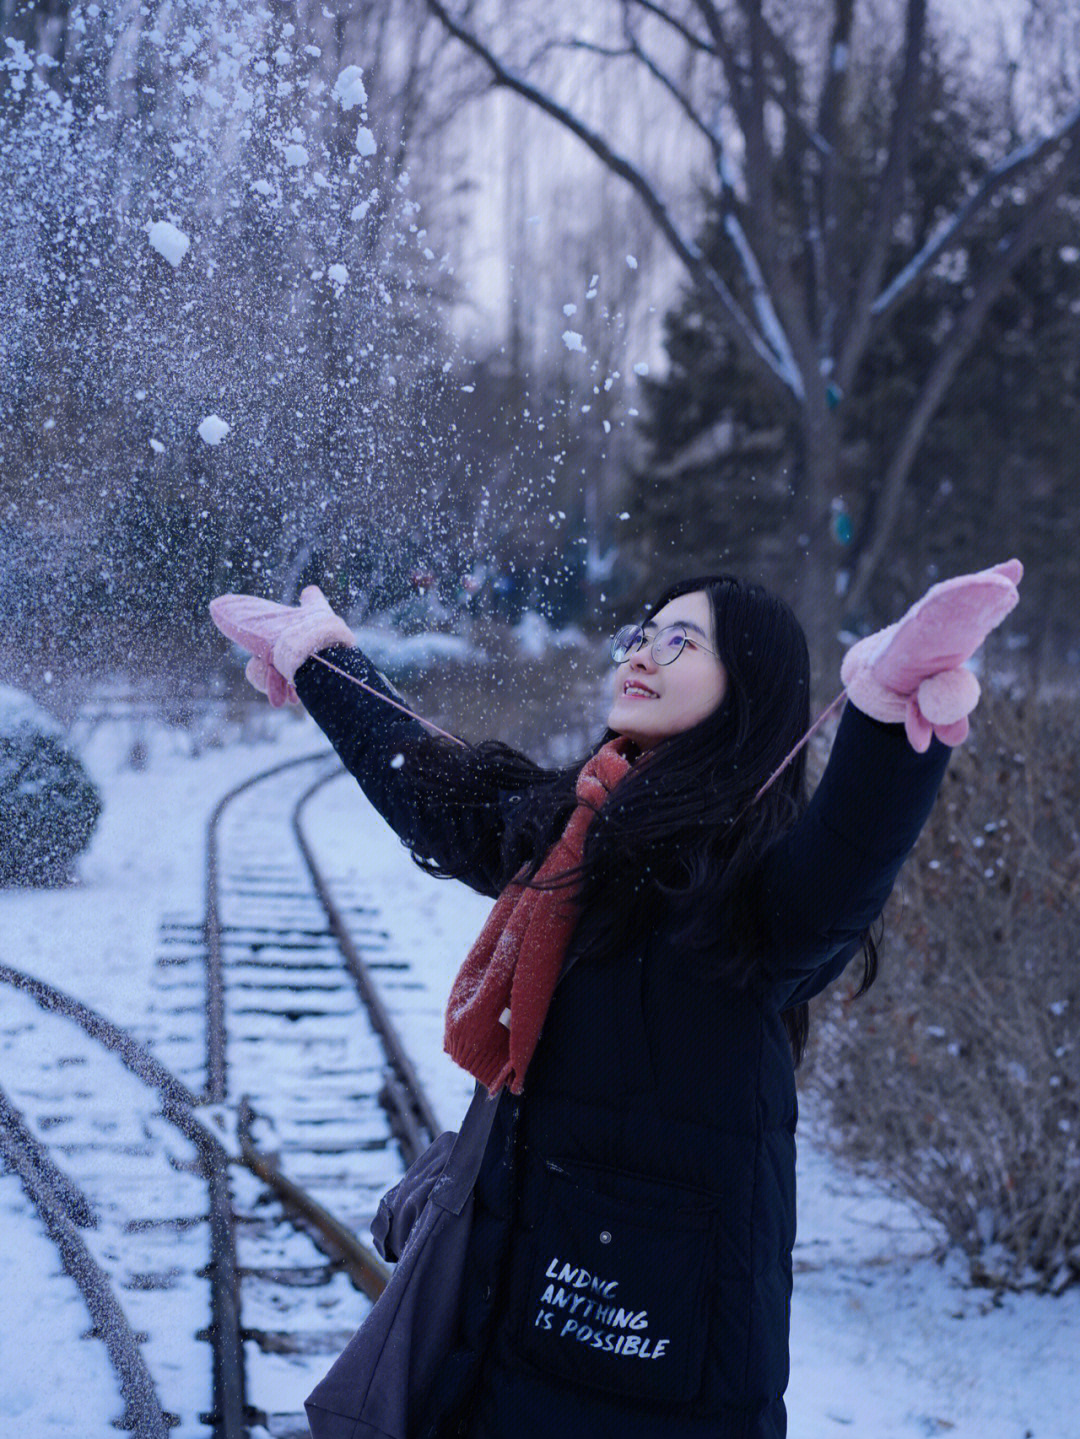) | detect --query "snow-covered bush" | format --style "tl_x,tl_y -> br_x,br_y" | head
803,678 -> 1080,1292
0,686 -> 102,886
